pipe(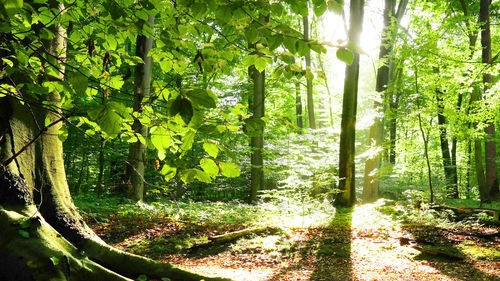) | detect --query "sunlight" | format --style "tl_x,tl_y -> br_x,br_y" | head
320,0 -> 390,130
